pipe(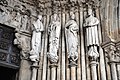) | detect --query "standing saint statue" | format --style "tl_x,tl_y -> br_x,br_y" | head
21,14 -> 28,31
48,13 -> 61,63
30,15 -> 44,62
84,8 -> 100,61
65,12 -> 79,63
